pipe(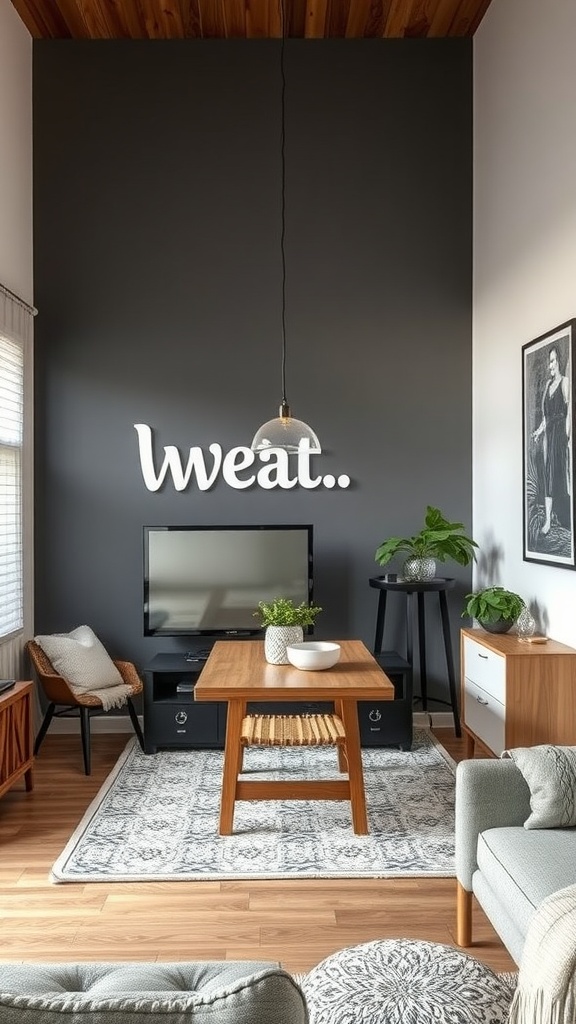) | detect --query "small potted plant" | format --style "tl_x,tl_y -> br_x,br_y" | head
375,506 -> 478,582
254,597 -> 323,664
462,586 -> 525,634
